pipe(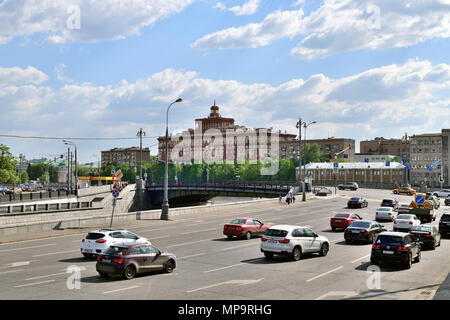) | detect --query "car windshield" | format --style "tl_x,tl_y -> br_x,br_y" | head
375,235 -> 404,246
335,213 -> 350,218
396,214 -> 413,220
350,197 -> 361,201
86,232 -> 105,240
411,226 -> 432,232
349,221 -> 371,229
264,229 -> 289,237
229,219 -> 247,225
104,246 -> 128,256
